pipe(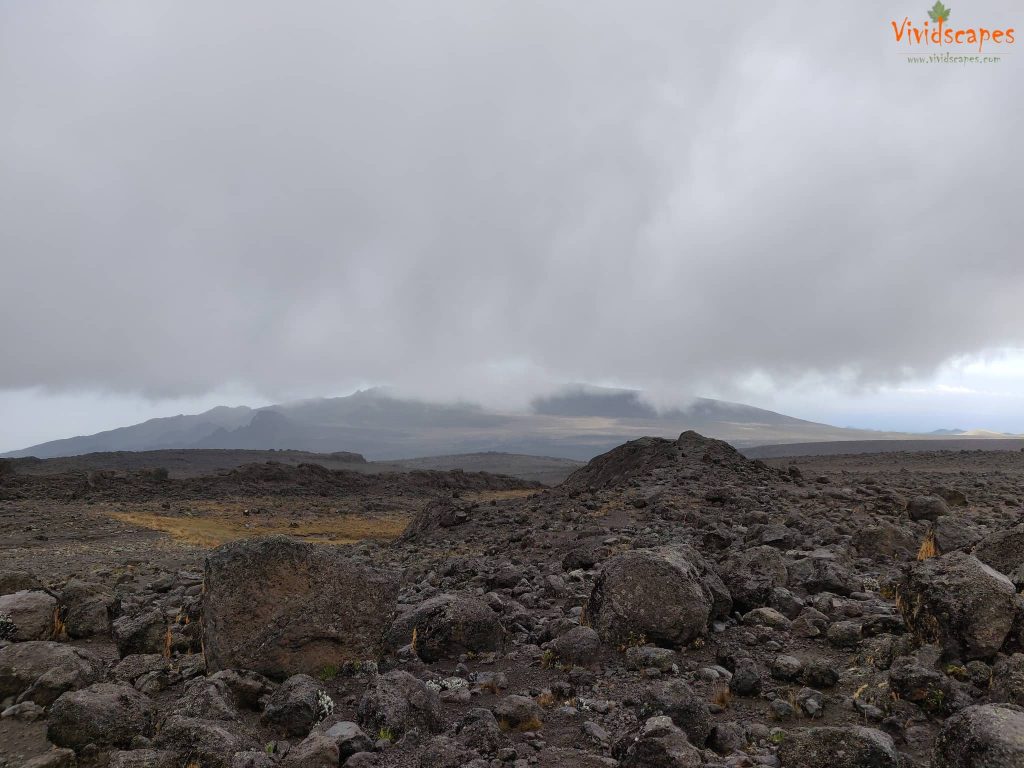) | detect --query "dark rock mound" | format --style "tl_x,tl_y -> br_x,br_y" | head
559,430 -> 771,494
